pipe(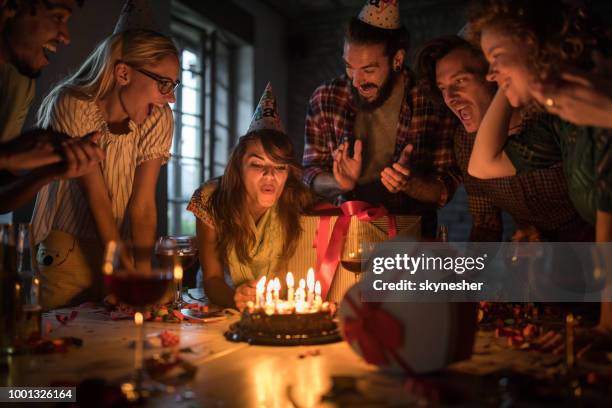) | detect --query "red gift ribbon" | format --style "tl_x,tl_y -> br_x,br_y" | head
313,201 -> 397,299
342,295 -> 412,373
